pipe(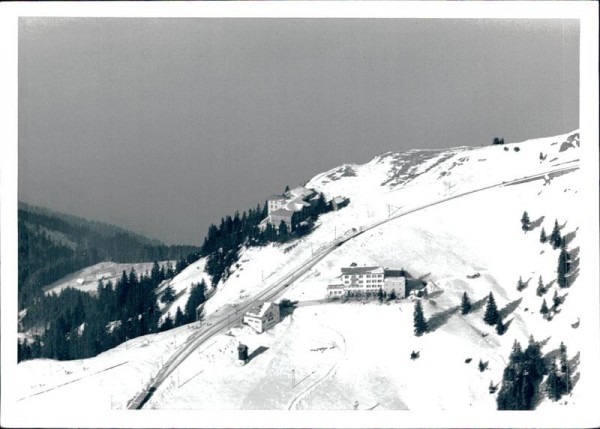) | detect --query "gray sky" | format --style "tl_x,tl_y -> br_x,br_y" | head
18,18 -> 579,245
